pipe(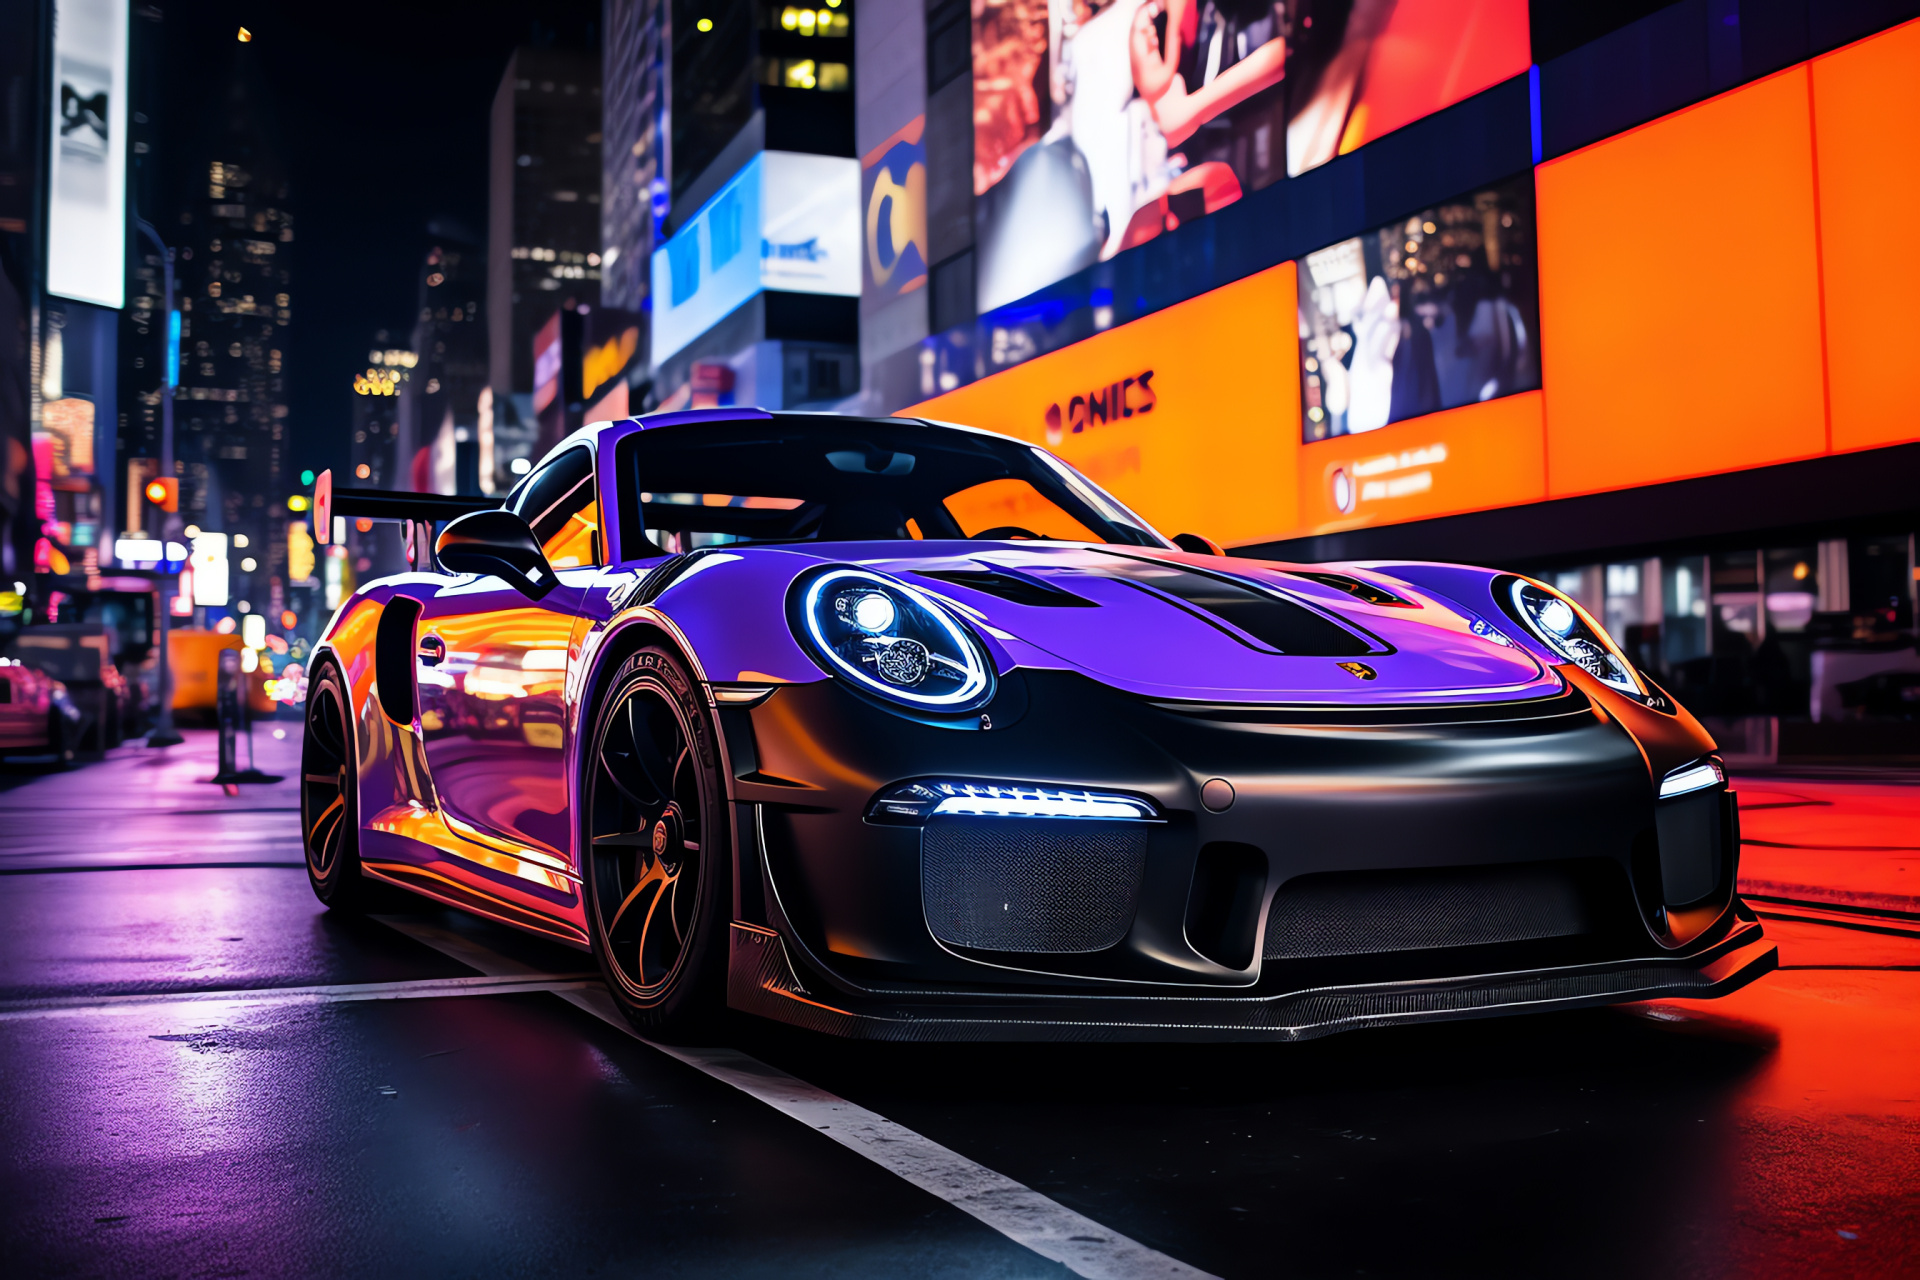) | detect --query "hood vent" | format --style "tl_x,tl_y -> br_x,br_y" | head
914,568 -> 1098,608
1284,570 -> 1419,609
1086,554 -> 1376,656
